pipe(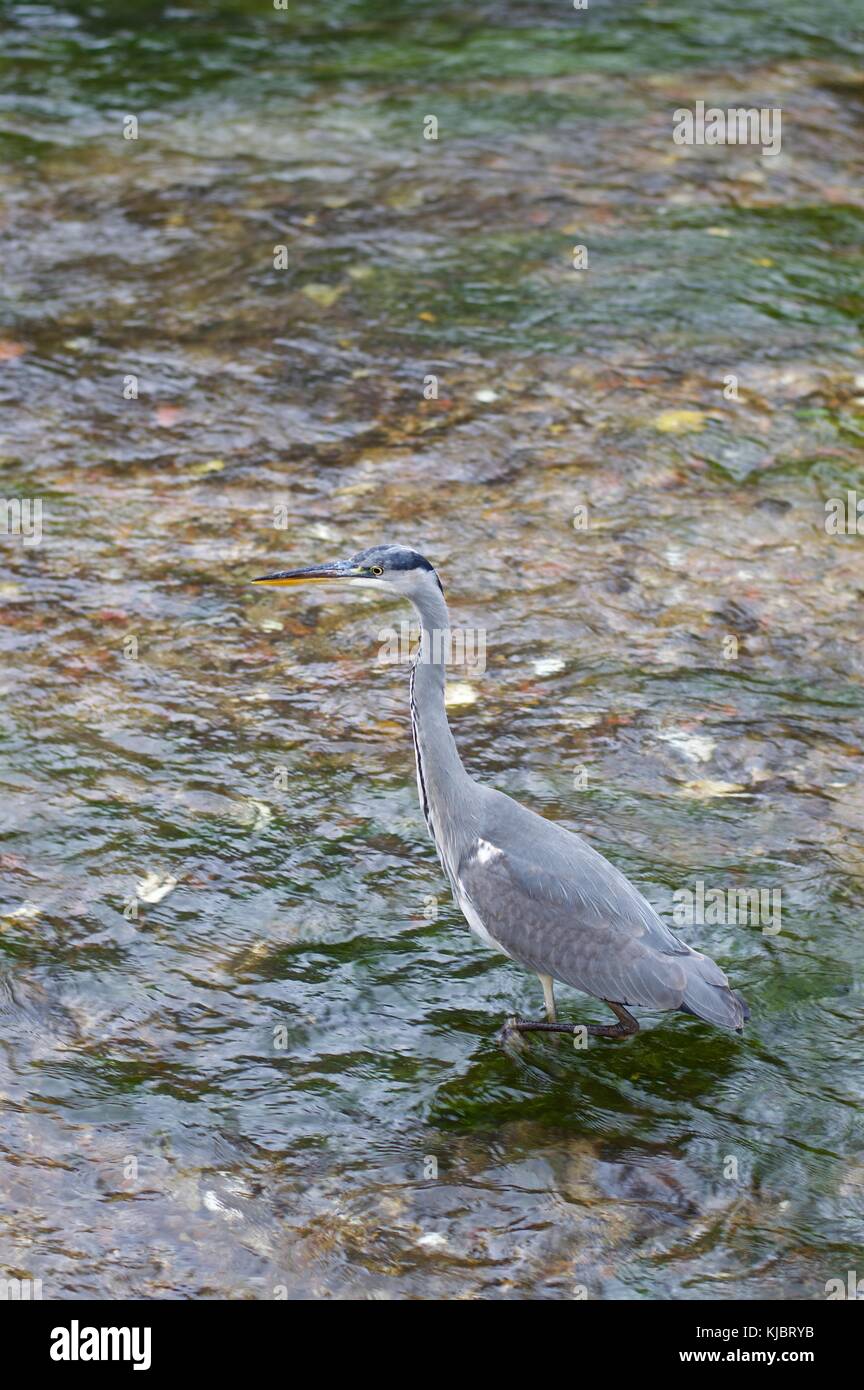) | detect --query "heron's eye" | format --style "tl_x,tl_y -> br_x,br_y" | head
371,566 -> 384,576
